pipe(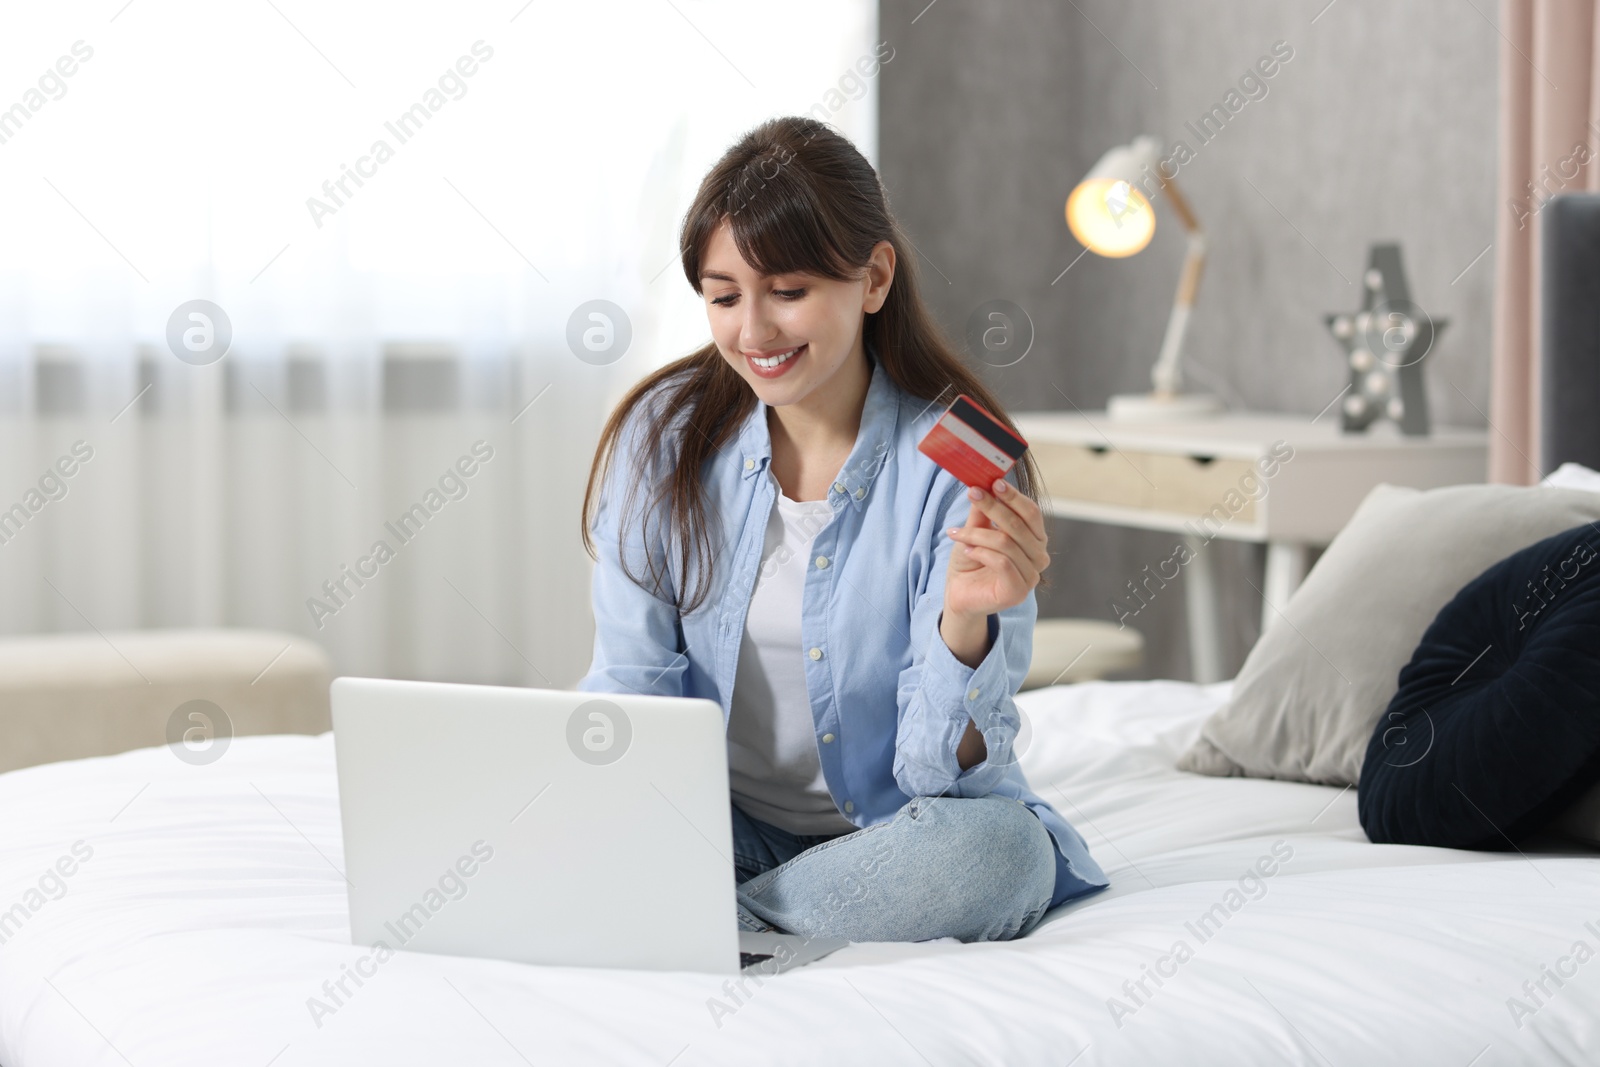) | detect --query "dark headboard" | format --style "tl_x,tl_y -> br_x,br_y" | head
1542,193 -> 1600,472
